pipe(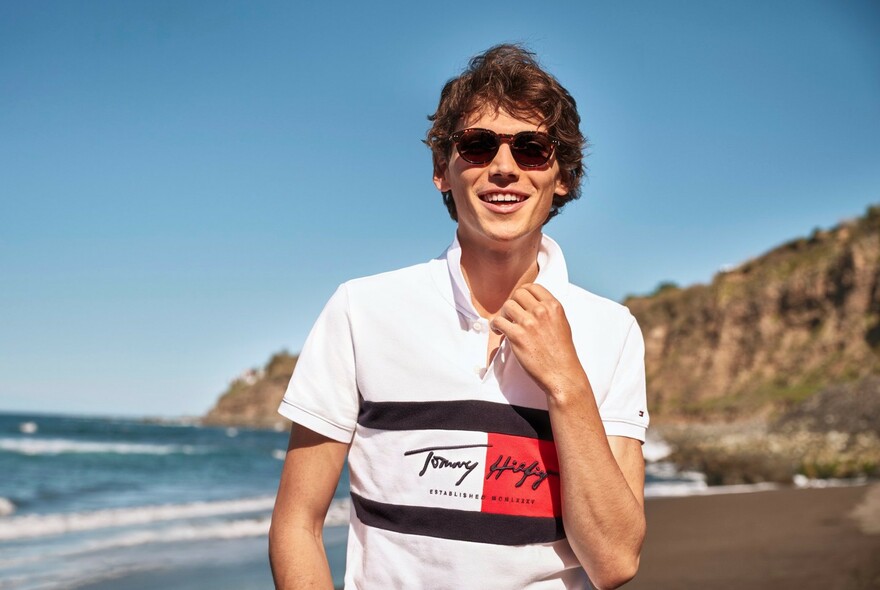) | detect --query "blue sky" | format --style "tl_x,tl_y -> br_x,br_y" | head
2,1 -> 878,417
